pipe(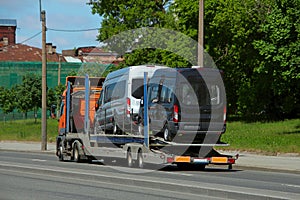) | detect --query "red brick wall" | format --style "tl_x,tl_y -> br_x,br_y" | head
0,26 -> 16,45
